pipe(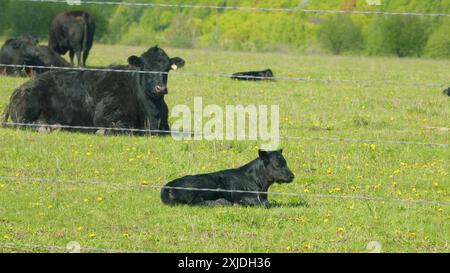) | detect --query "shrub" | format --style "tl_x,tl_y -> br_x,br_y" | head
317,15 -> 363,55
